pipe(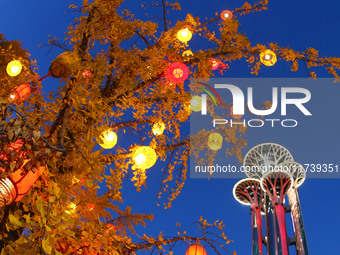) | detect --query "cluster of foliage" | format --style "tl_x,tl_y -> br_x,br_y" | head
0,0 -> 339,254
